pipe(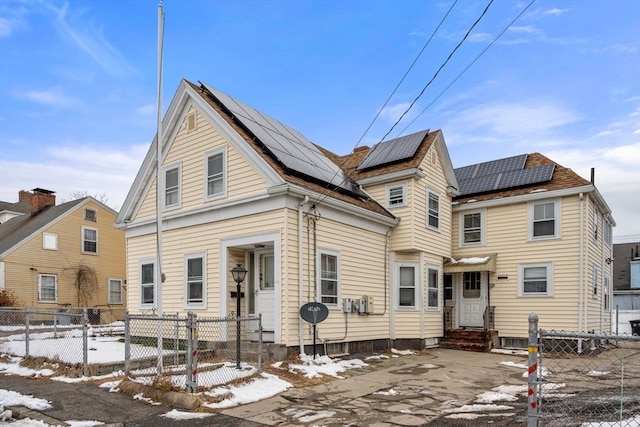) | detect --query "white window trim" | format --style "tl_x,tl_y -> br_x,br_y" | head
427,189 -> 440,231
459,209 -> 485,247
38,273 -> 57,303
395,262 -> 420,310
81,226 -> 98,255
518,262 -> 553,297
604,219 -> 613,247
426,265 -> 440,311
593,266 -> 599,298
204,147 -> 227,200
108,278 -> 123,305
593,205 -> 599,241
163,163 -> 181,210
43,232 -> 58,250
184,253 -> 207,308
528,199 -> 561,240
316,248 -> 340,308
604,276 -> 610,310
386,182 -> 407,208
139,259 -> 156,308
0,261 -> 4,291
